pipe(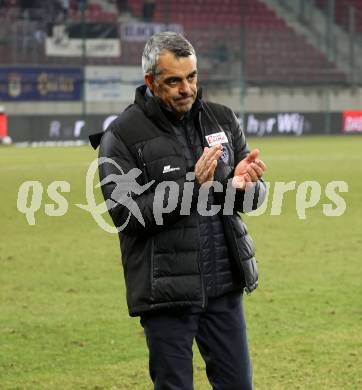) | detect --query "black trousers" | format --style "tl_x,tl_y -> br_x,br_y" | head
140,291 -> 253,390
